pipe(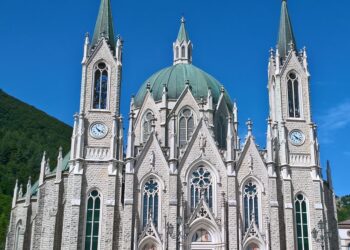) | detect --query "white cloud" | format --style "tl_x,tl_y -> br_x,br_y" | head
316,100 -> 350,143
